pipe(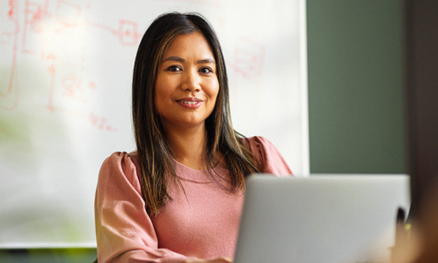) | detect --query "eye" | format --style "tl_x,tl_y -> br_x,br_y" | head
199,67 -> 214,74
165,65 -> 182,72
